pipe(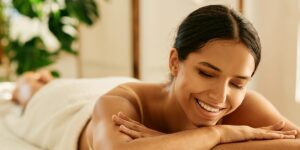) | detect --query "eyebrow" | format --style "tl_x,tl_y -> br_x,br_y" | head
198,62 -> 251,80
